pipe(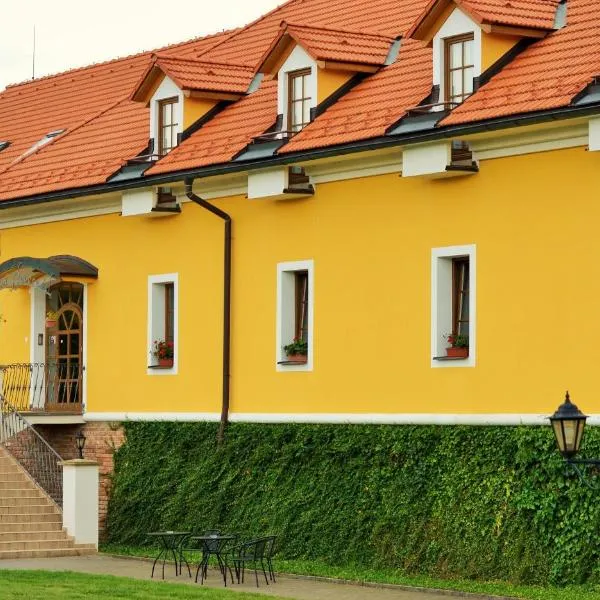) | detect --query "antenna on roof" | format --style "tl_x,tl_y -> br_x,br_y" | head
32,25 -> 36,80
